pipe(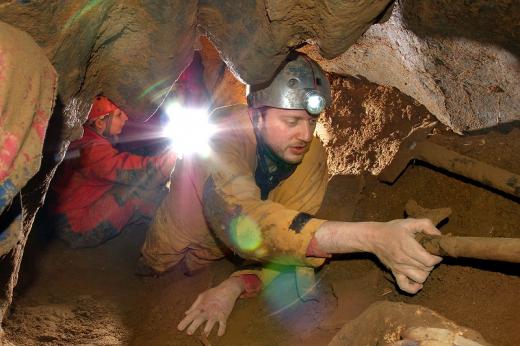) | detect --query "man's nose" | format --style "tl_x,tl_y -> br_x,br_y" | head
297,121 -> 313,142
